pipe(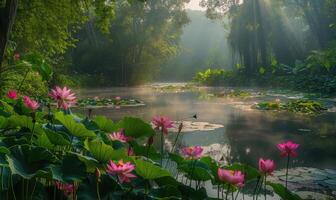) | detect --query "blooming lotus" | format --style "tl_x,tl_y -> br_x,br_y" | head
217,168 -> 245,187
181,146 -> 203,159
13,53 -> 20,60
152,116 -> 174,134
277,140 -> 299,157
7,90 -> 18,99
127,147 -> 134,156
107,160 -> 136,183
55,181 -> 75,196
108,130 -> 128,143
259,158 -> 276,175
49,86 -> 76,109
23,96 -> 39,111
115,96 -> 121,101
